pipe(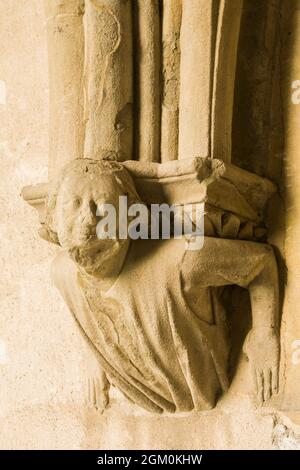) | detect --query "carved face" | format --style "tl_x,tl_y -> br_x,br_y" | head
55,171 -> 124,253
